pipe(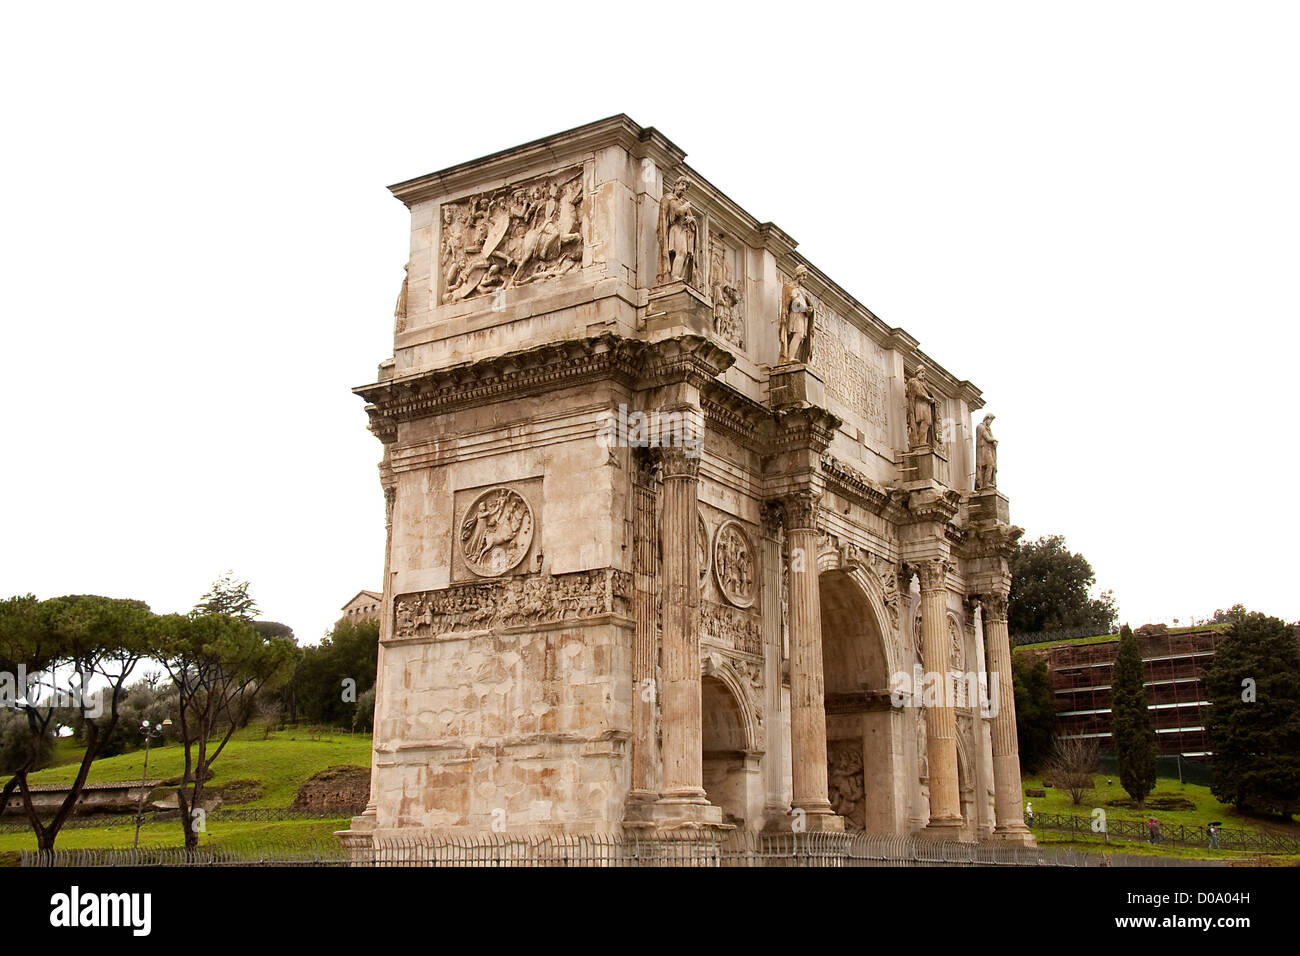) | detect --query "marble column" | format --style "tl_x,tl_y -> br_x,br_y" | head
784,492 -> 841,829
355,455 -> 395,832
657,446 -> 708,804
629,452 -> 659,802
982,591 -> 1034,843
760,502 -> 790,825
917,557 -> 962,830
